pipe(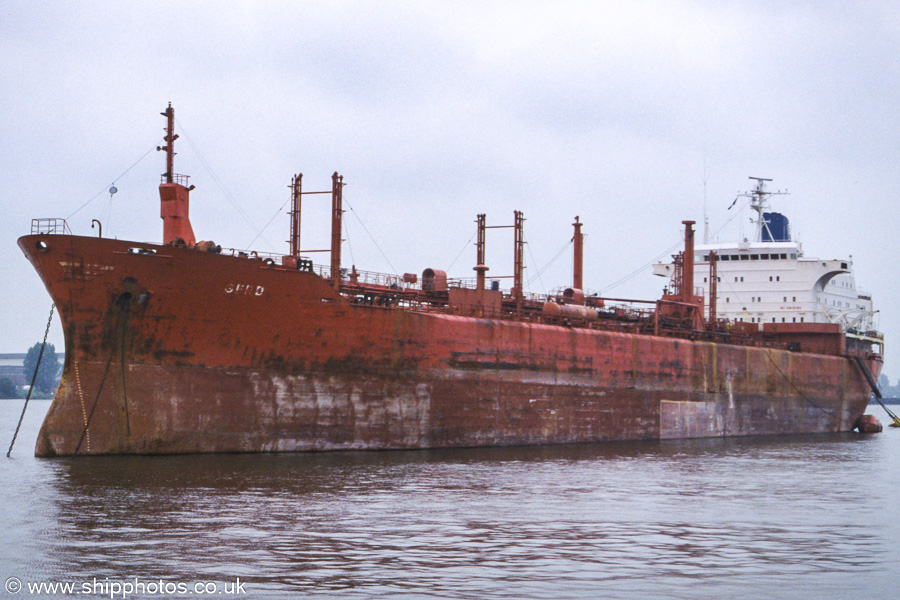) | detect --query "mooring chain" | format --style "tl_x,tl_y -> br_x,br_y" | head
6,304 -> 55,458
